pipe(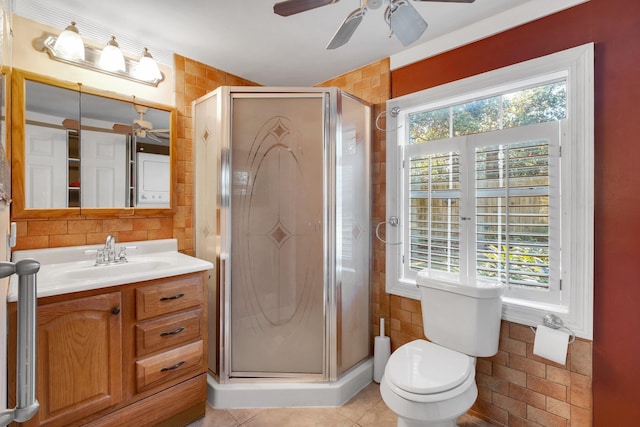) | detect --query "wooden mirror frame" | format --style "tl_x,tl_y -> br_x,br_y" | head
11,69 -> 177,219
